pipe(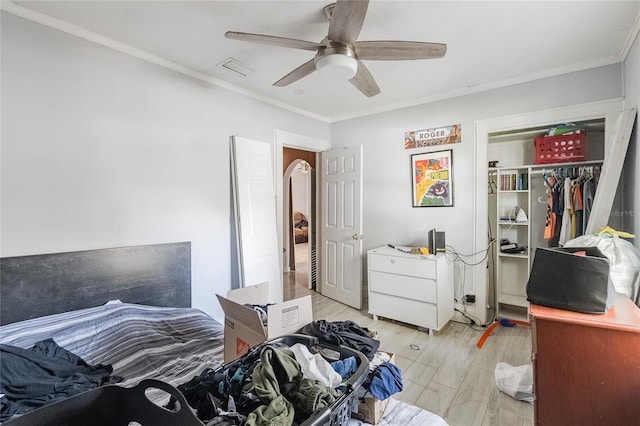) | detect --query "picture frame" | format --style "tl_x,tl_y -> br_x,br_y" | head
411,149 -> 454,207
